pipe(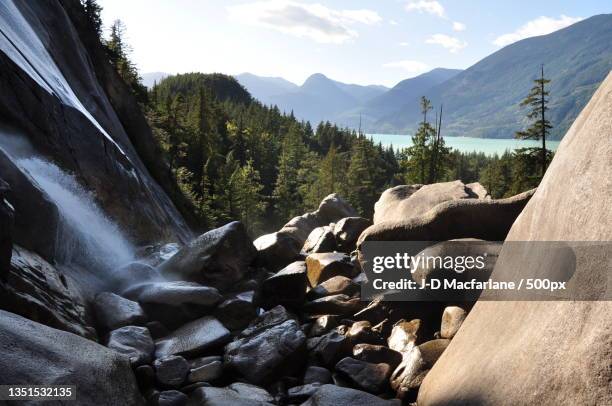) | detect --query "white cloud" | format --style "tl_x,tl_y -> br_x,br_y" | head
227,0 -> 381,44
383,60 -> 430,75
452,21 -> 466,32
493,15 -> 582,47
389,19 -> 399,25
405,1 -> 445,18
425,34 -> 467,53
398,41 -> 409,47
